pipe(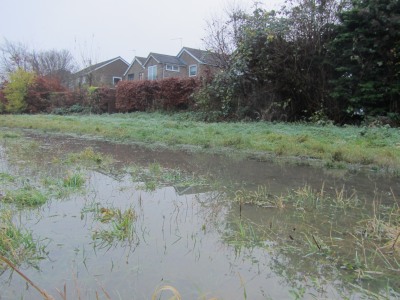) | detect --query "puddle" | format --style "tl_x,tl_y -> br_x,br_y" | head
0,131 -> 399,299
